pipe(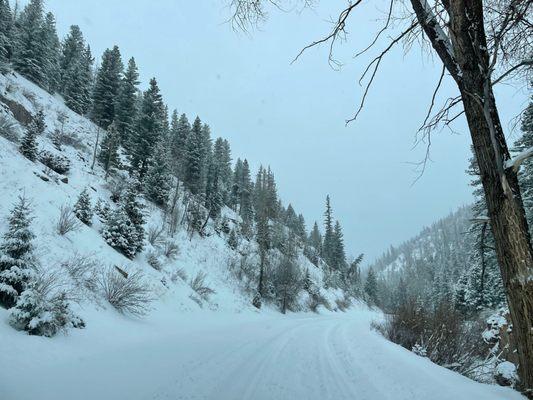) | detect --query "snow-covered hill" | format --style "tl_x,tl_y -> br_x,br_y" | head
0,70 -> 346,319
